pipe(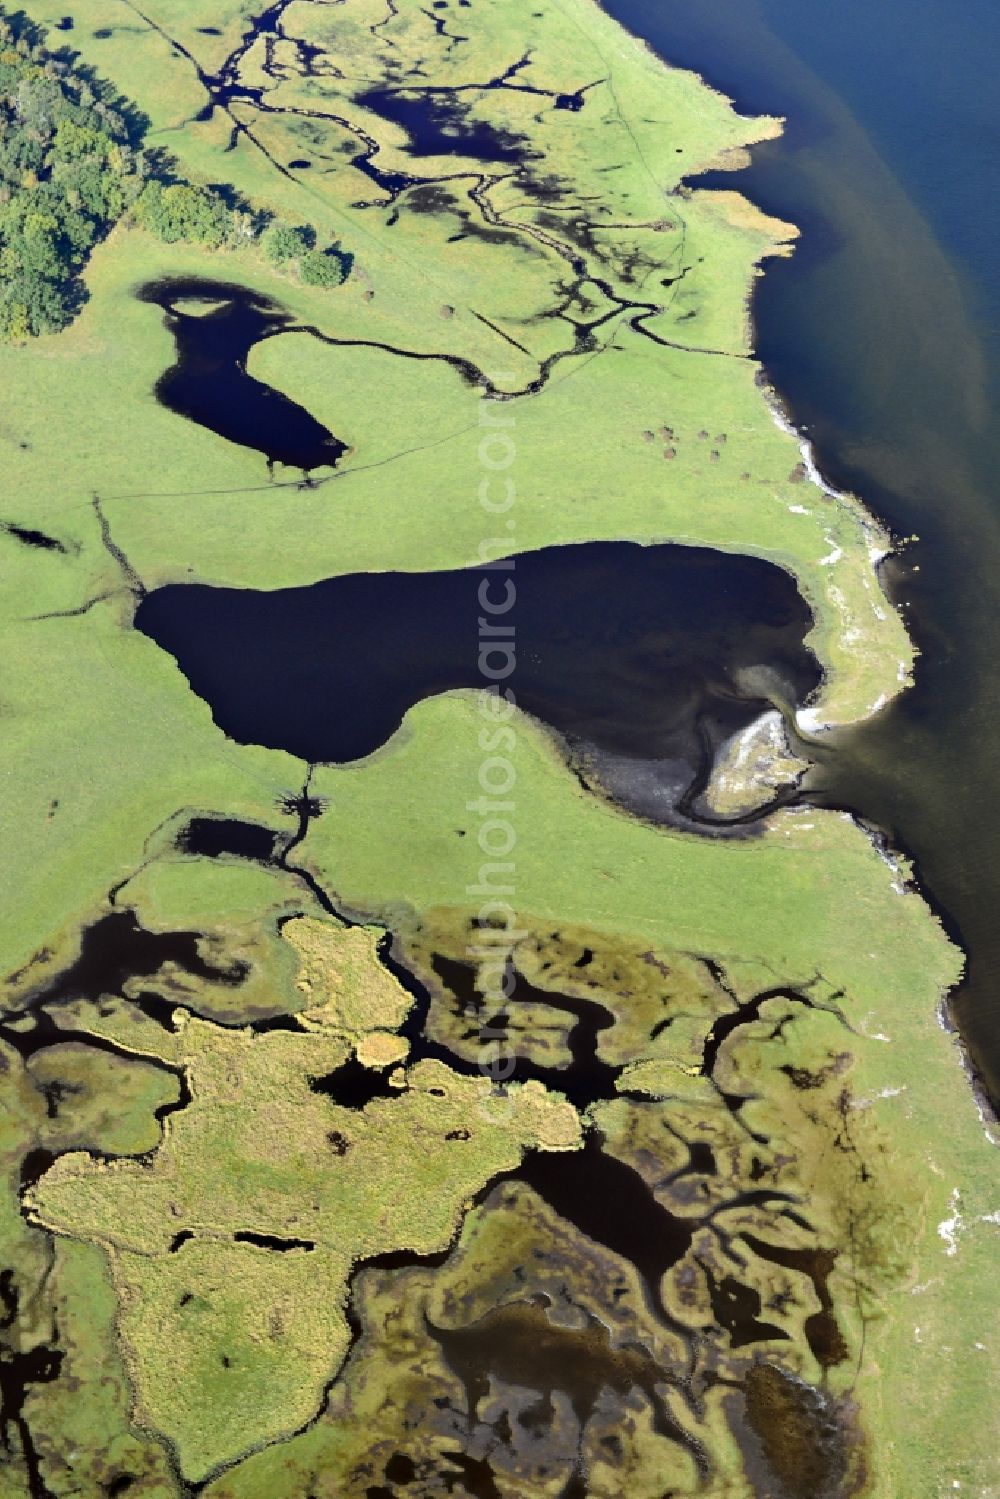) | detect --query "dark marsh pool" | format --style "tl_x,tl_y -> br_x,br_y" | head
138,277 -> 348,470
135,540 -> 820,828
